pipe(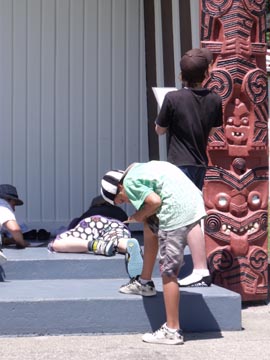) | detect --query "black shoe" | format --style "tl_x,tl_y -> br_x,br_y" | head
37,229 -> 51,240
23,229 -> 37,240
